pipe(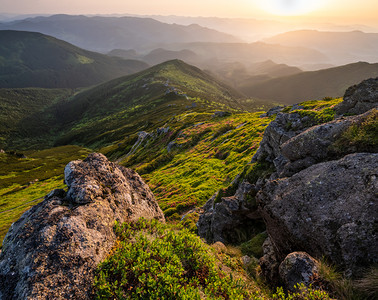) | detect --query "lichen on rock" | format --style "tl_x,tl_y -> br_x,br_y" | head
0,153 -> 164,300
